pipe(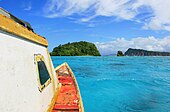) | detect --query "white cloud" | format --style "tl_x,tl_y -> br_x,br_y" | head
44,0 -> 136,20
95,36 -> 170,55
133,0 -> 170,31
44,0 -> 170,31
